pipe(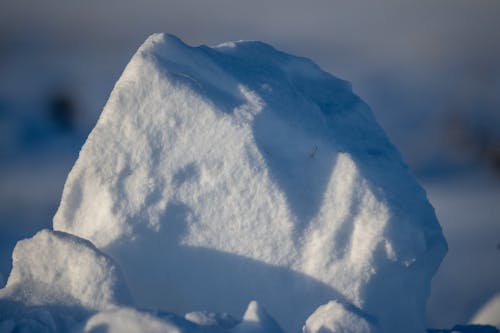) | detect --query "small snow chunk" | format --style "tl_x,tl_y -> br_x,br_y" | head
231,301 -> 284,333
0,229 -> 131,310
185,310 -> 239,330
303,300 -> 375,333
80,307 -> 182,333
215,41 -> 237,49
